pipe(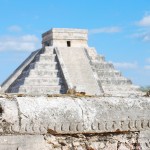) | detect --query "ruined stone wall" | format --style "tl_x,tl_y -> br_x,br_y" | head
1,132 -> 150,150
0,94 -> 150,149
